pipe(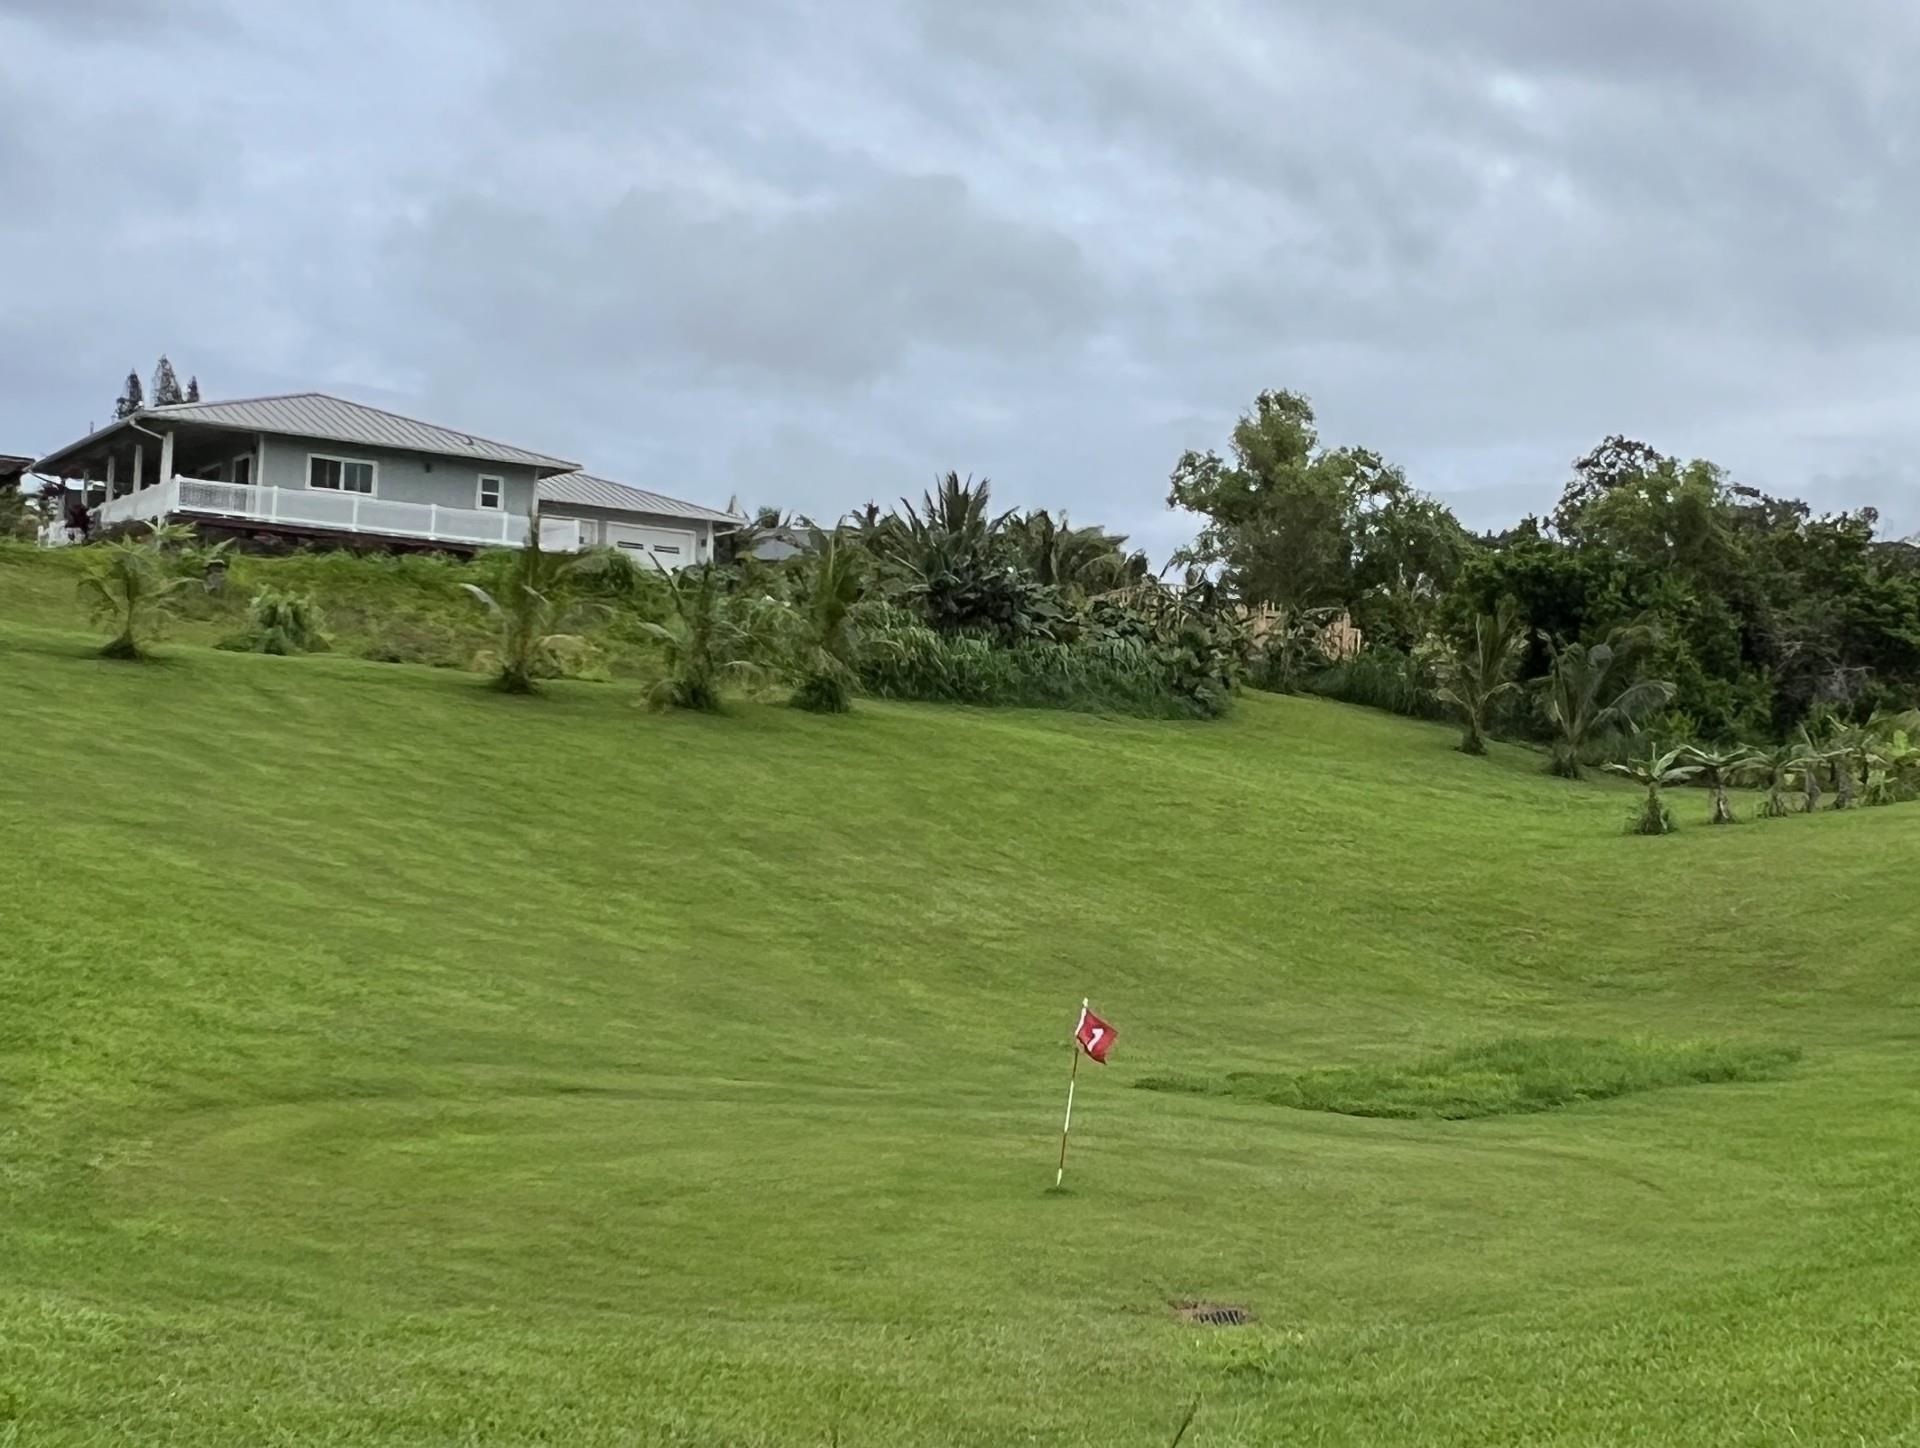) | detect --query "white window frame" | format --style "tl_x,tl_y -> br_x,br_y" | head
306,452 -> 378,496
476,474 -> 504,511
231,453 -> 255,487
